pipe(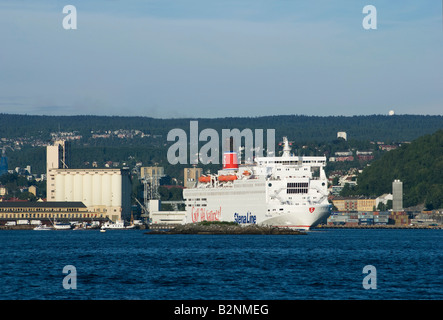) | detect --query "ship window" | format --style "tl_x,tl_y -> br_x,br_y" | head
286,182 -> 308,194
